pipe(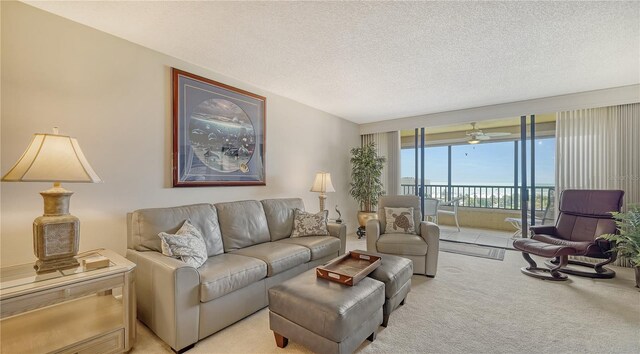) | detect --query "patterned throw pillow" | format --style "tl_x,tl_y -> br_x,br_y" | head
384,207 -> 415,234
158,219 -> 208,268
291,209 -> 330,237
